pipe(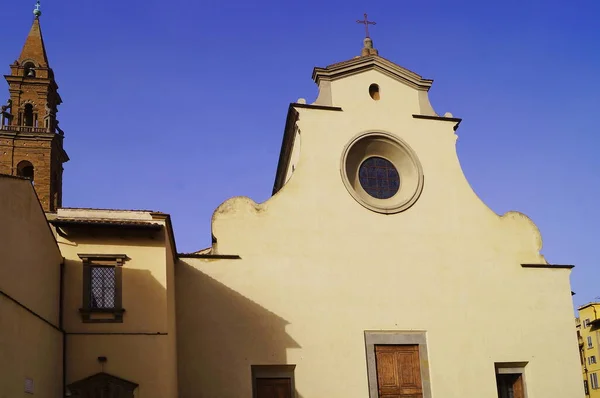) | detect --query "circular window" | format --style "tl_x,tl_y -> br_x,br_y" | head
358,157 -> 400,199
340,131 -> 424,214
